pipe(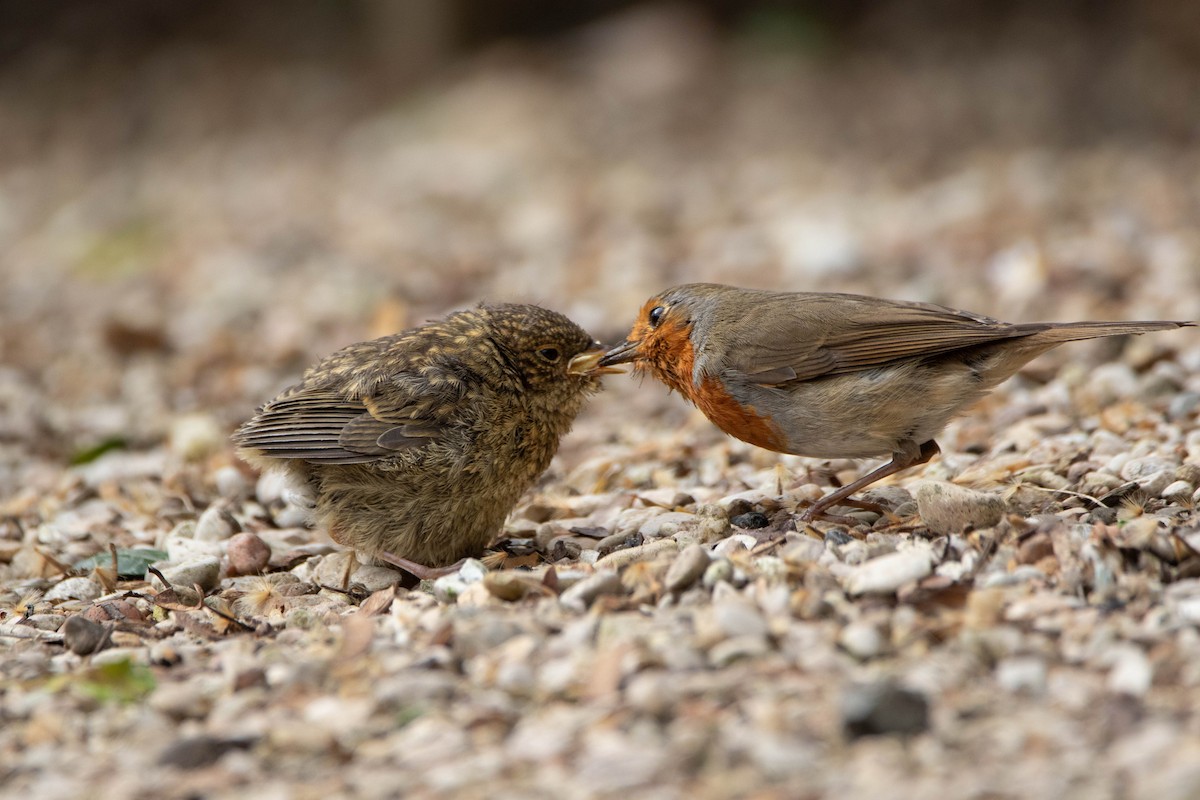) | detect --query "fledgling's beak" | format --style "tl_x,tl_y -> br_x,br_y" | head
568,346 -> 625,376
598,339 -> 641,368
